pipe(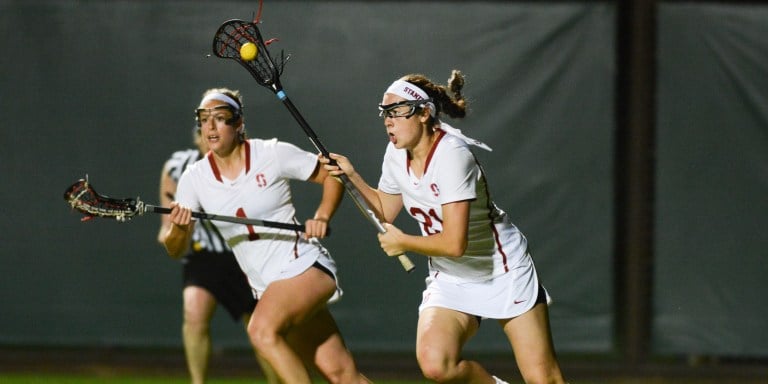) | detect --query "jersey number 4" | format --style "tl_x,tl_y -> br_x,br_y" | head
237,208 -> 260,241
